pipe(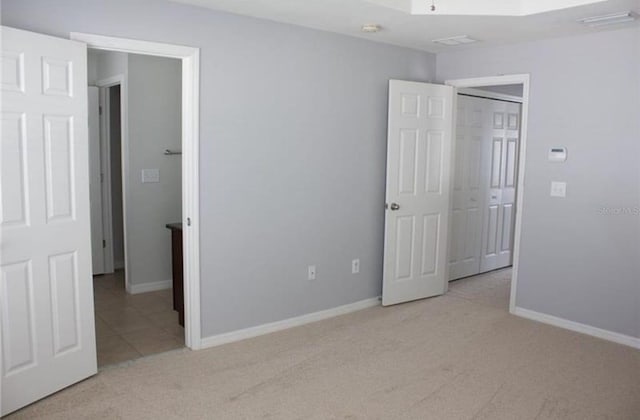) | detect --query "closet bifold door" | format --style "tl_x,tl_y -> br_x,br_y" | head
479,100 -> 521,273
